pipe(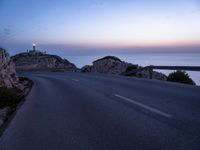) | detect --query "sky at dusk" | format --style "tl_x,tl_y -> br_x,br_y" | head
0,0 -> 200,55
